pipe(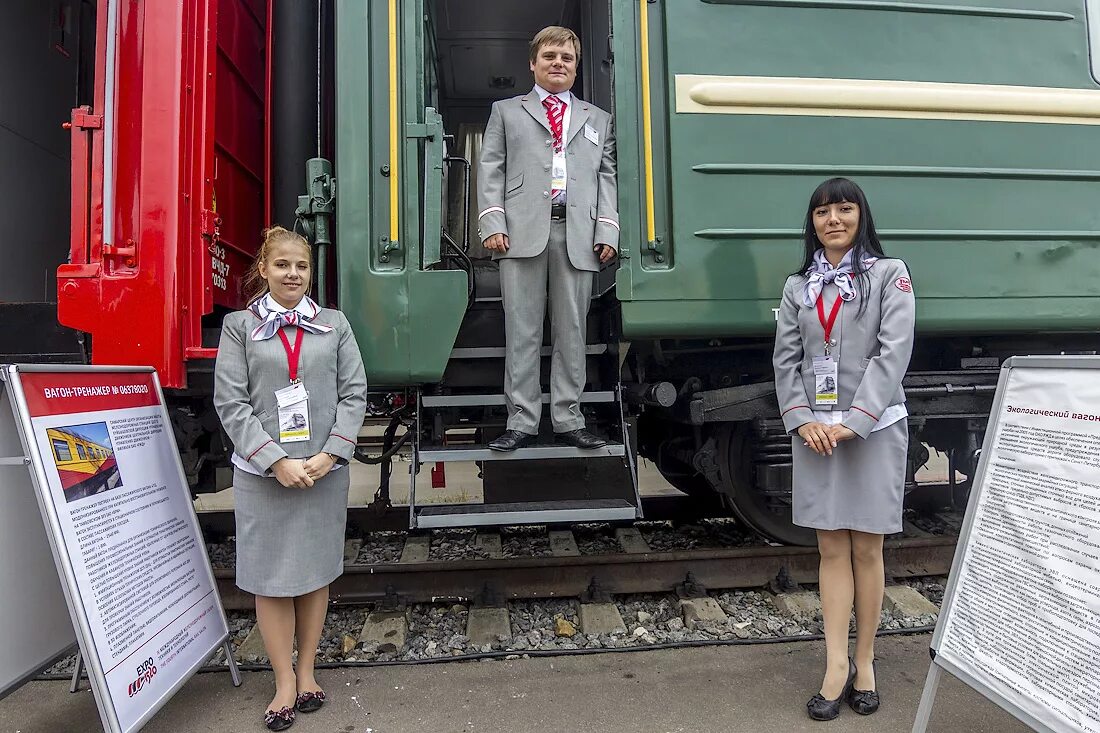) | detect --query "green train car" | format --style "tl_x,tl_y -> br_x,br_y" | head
322,0 -> 1100,543
58,0 -> 1100,544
